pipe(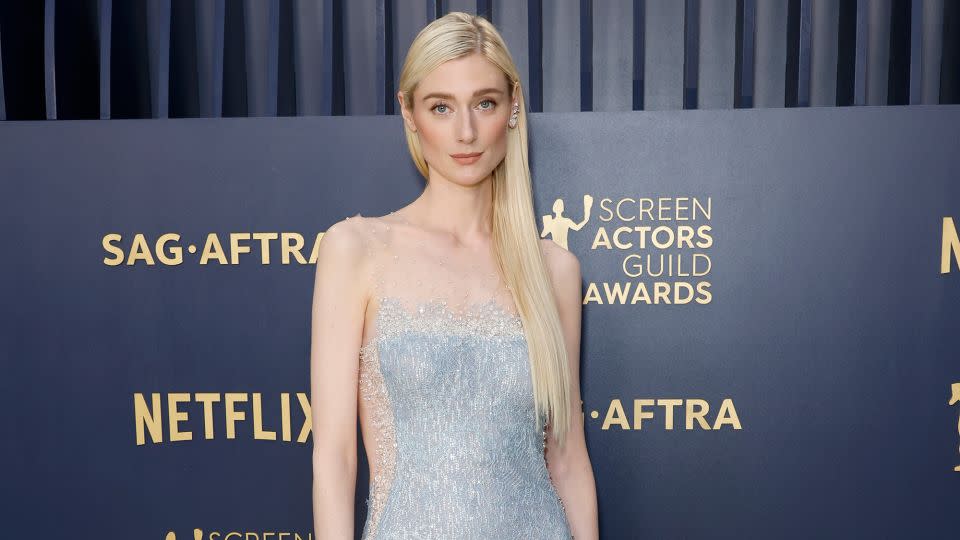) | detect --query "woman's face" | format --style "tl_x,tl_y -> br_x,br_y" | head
399,53 -> 516,187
